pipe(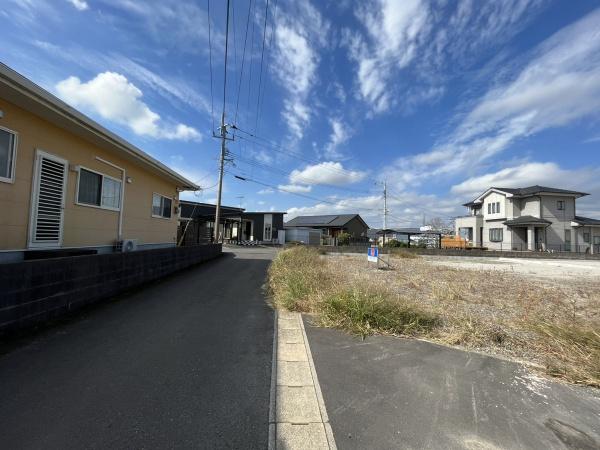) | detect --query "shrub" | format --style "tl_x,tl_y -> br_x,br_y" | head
337,232 -> 351,246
